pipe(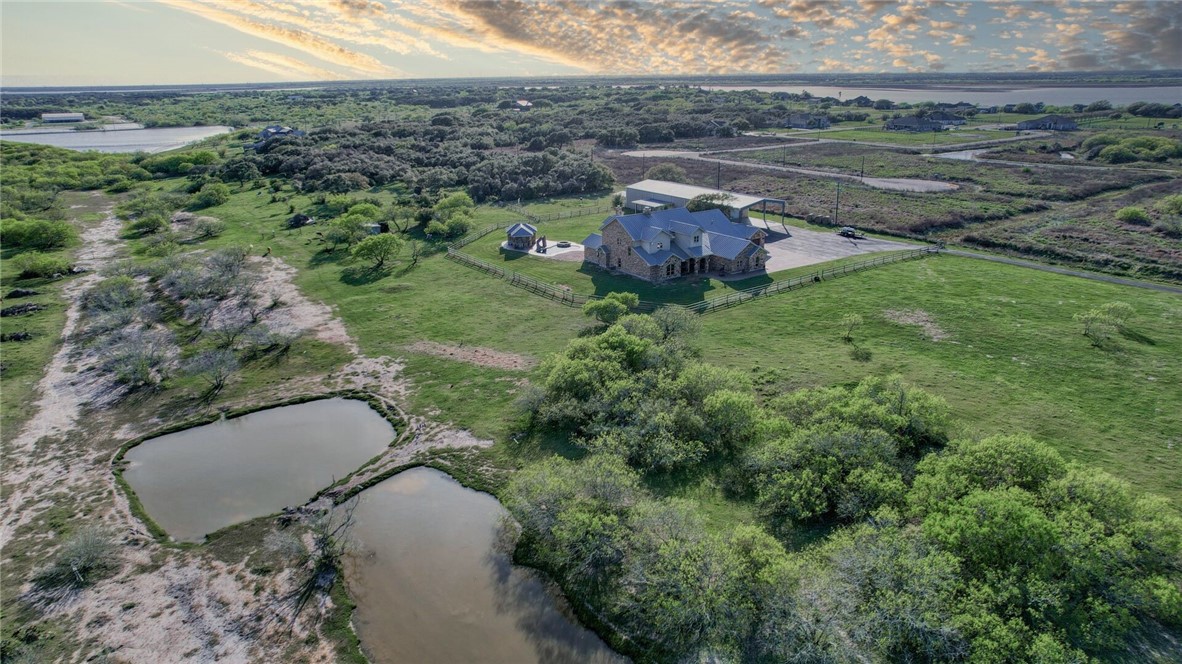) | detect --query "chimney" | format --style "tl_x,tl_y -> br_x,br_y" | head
643,206 -> 652,215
